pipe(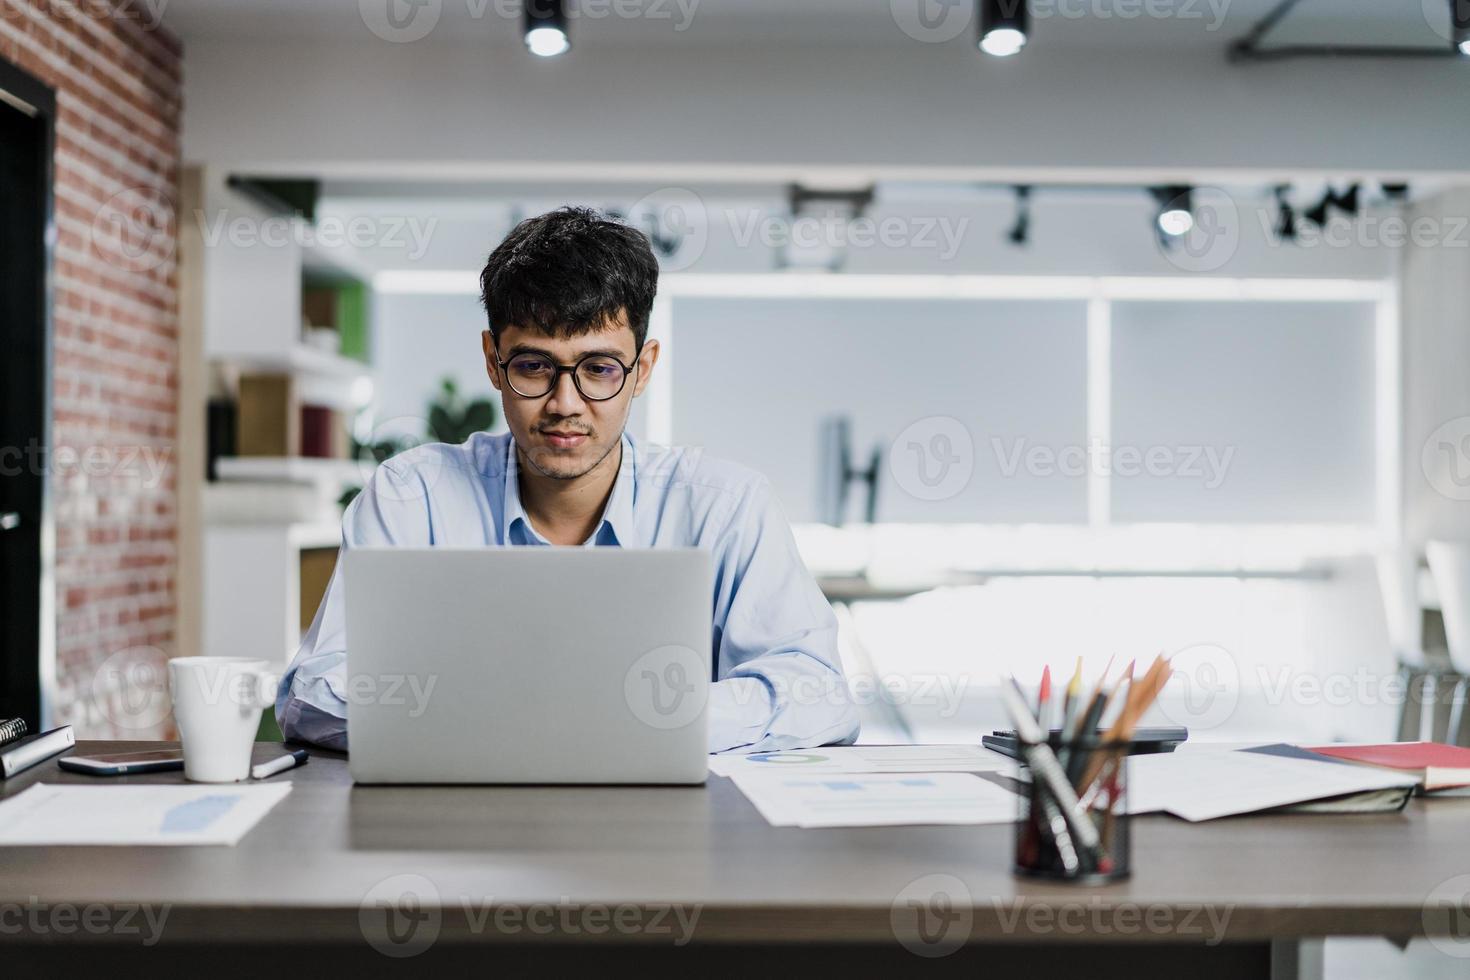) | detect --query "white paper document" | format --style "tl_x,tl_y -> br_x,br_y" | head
729,771 -> 1018,828
709,744 -> 1015,778
1126,750 -> 1419,822
0,782 -> 292,846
